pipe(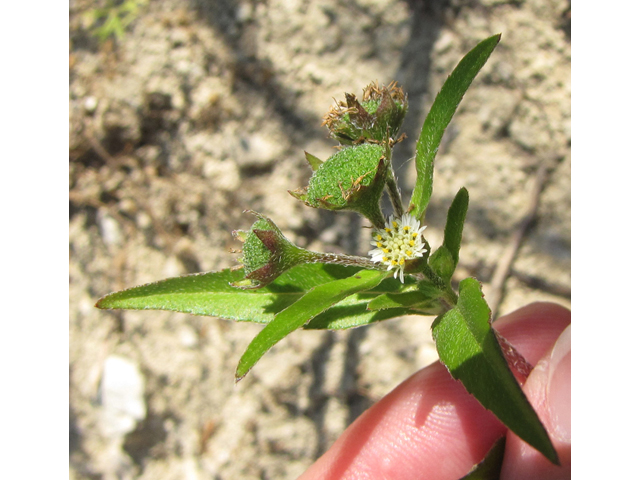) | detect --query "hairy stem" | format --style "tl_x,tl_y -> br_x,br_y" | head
306,252 -> 388,271
384,142 -> 404,217
385,174 -> 404,218
422,264 -> 458,306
